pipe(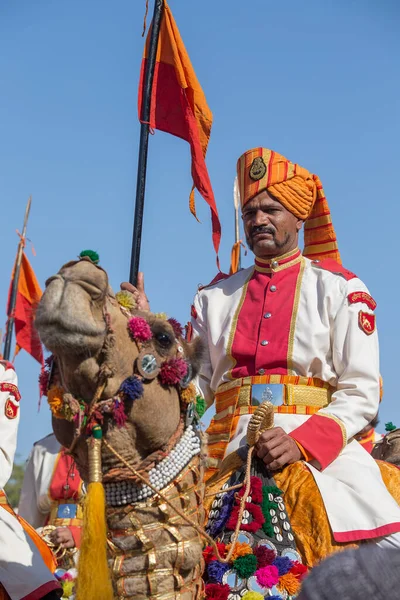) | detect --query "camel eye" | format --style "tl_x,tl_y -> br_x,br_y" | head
155,332 -> 172,349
